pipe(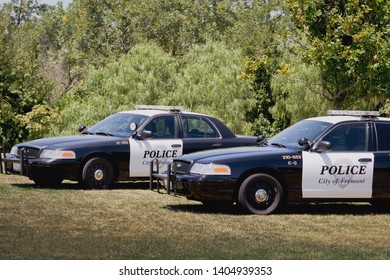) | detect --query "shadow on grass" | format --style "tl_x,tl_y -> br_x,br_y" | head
283,203 -> 390,215
164,203 -> 246,215
9,181 -> 151,190
165,202 -> 390,215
